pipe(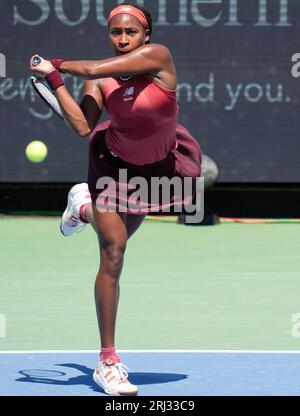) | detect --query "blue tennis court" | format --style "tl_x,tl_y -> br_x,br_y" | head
1,351 -> 300,396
